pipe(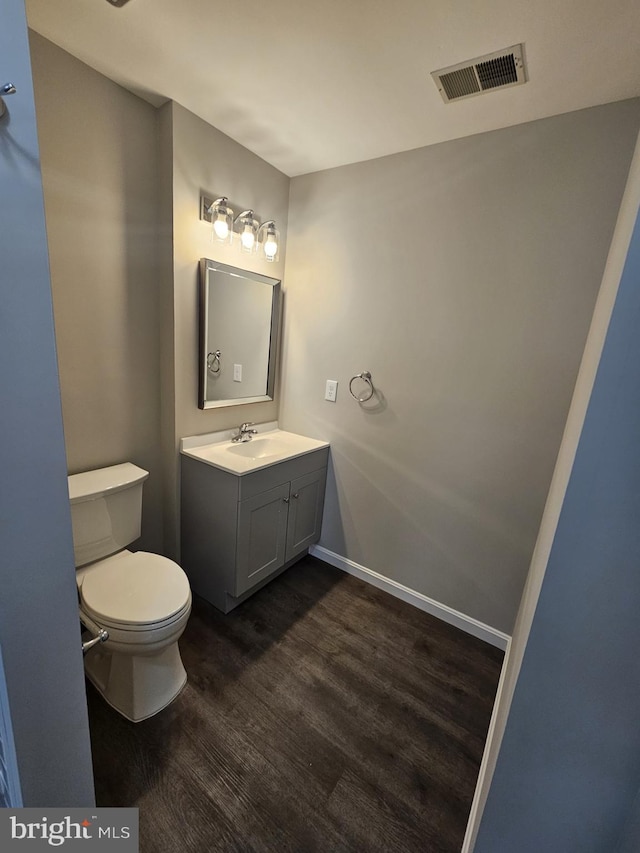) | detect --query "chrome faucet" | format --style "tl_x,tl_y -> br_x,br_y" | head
231,422 -> 258,443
